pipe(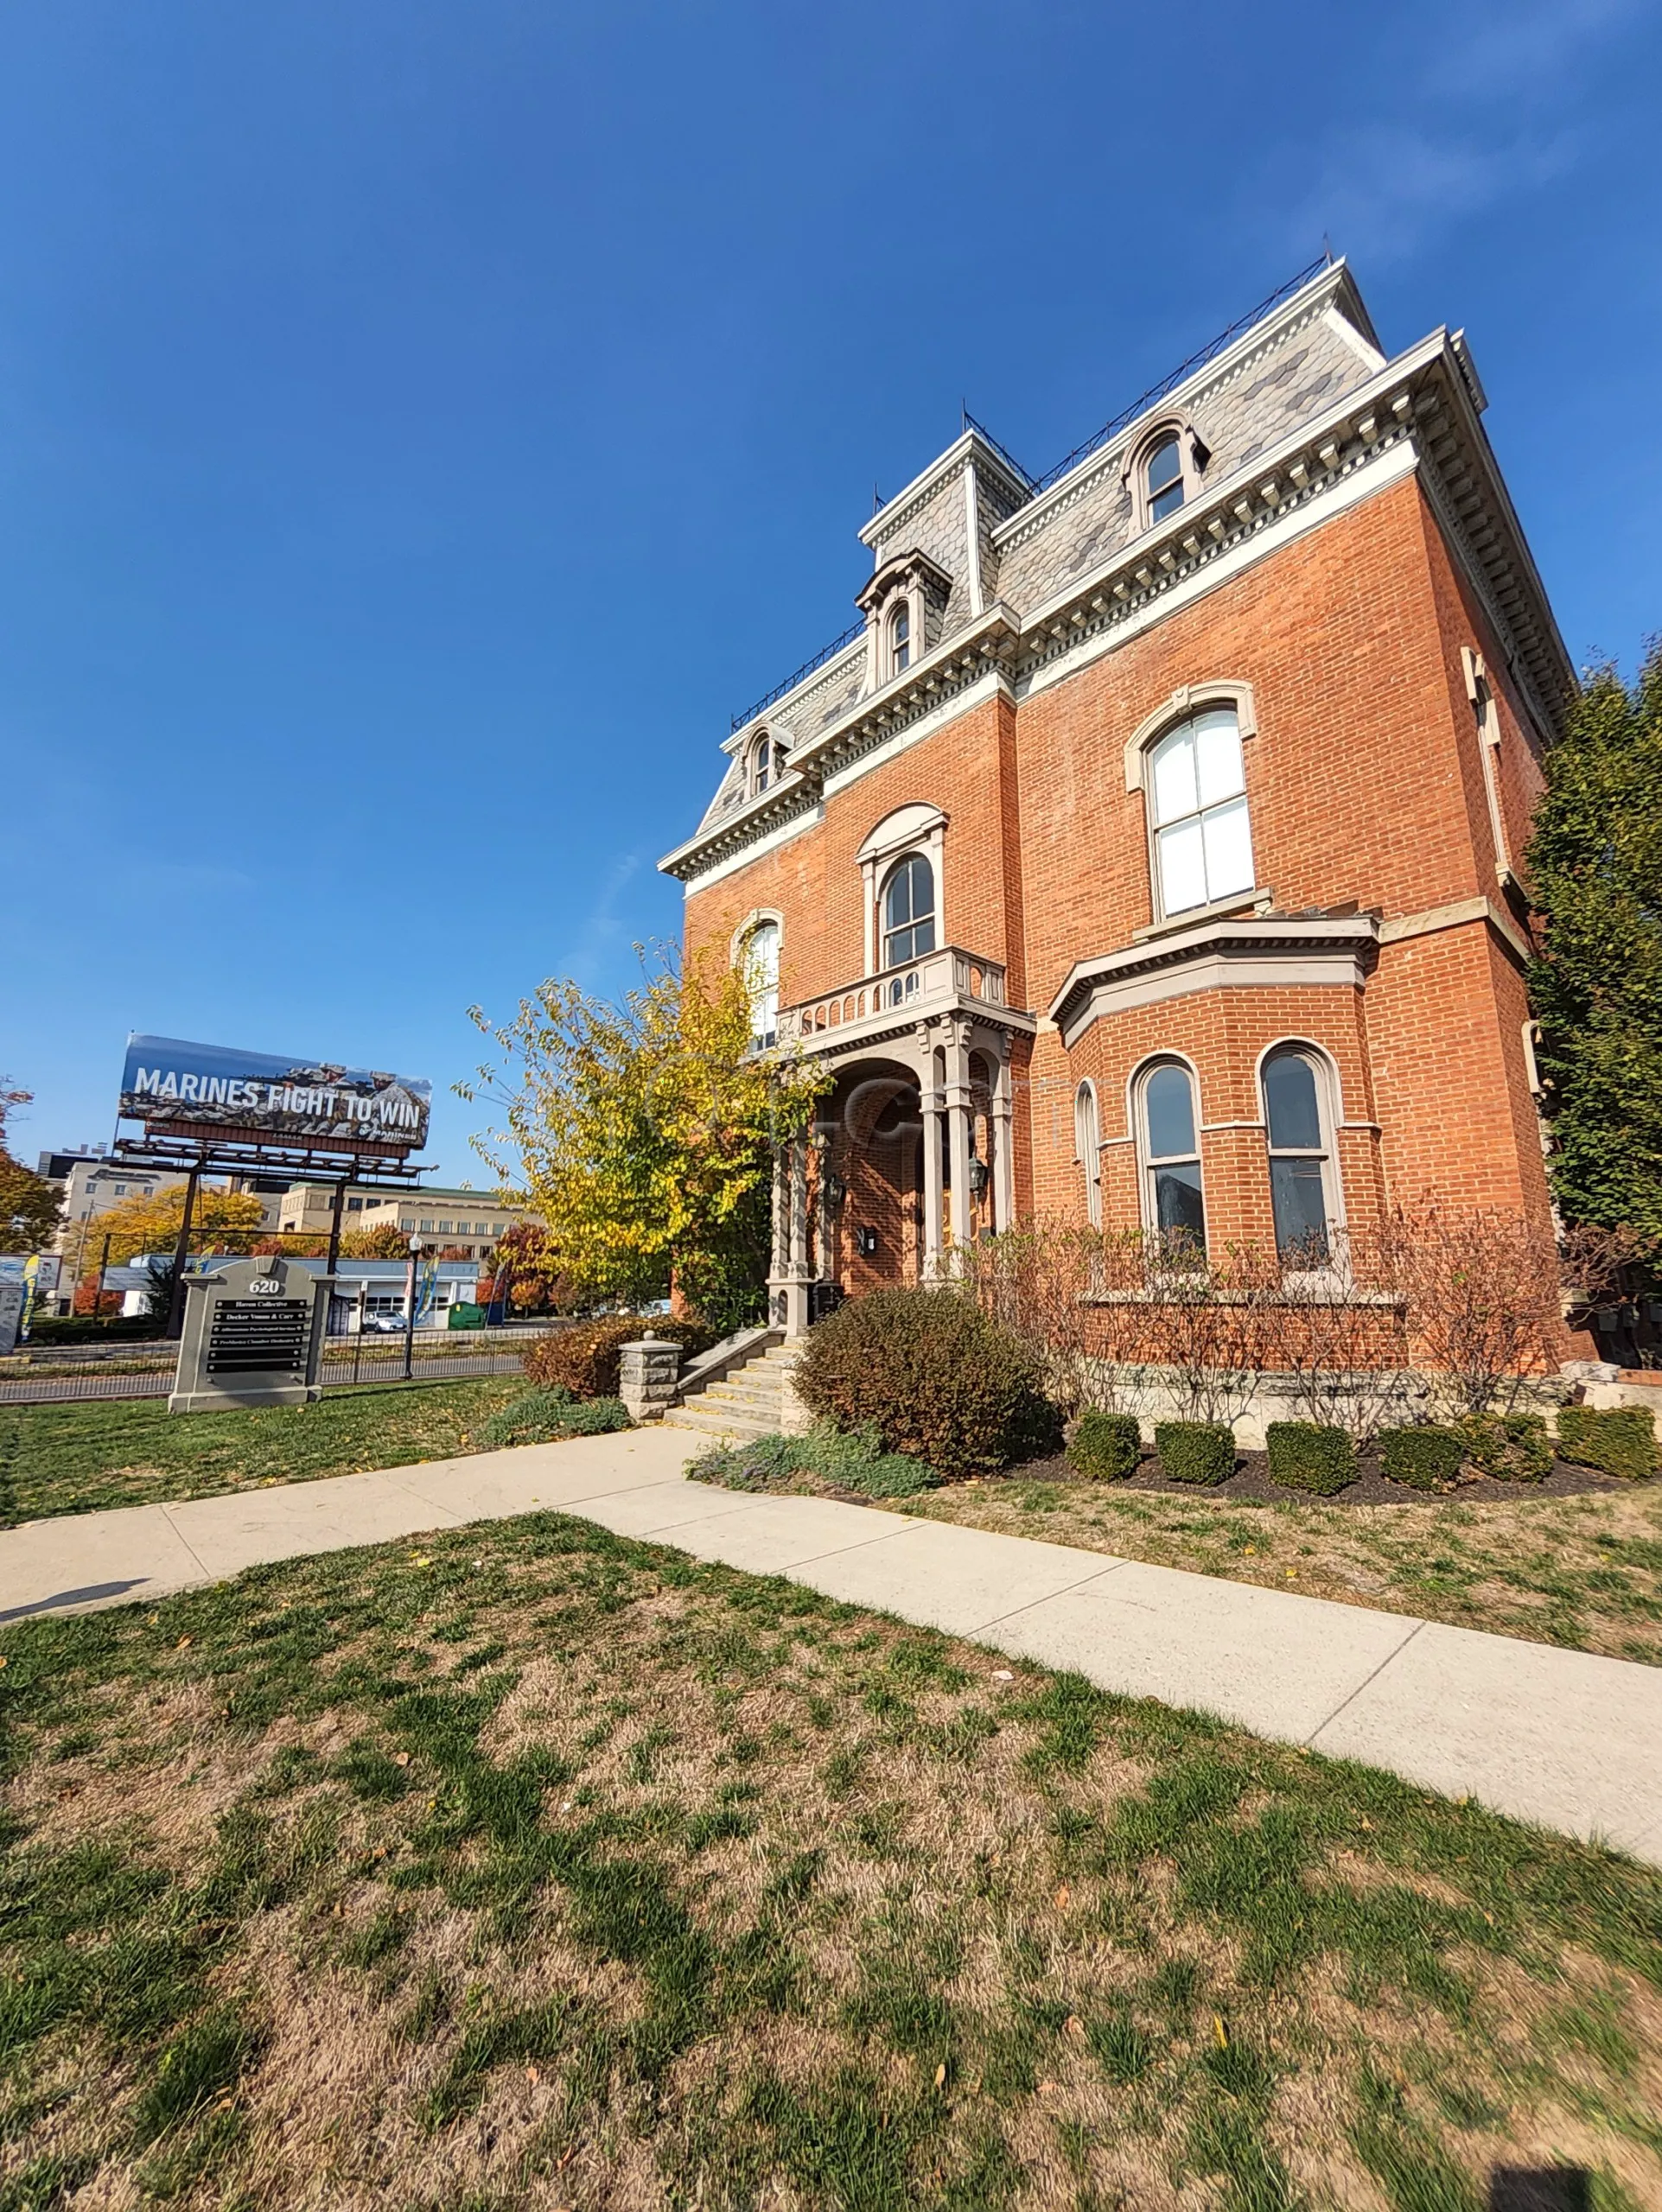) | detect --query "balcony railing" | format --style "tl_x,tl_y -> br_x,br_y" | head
777,947 -> 1009,1045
